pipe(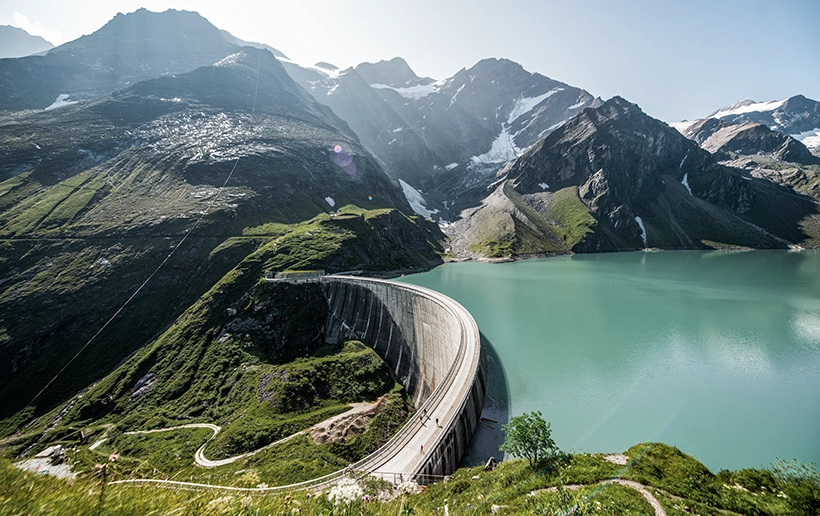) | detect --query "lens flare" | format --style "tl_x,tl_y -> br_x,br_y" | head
330,143 -> 356,176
